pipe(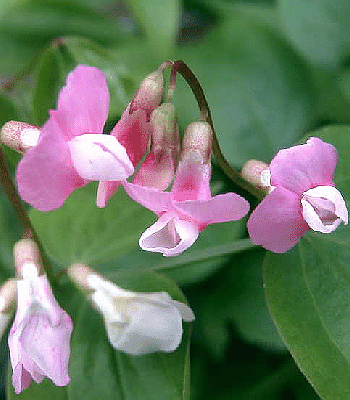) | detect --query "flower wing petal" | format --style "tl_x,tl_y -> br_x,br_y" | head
16,116 -> 85,211
175,193 -> 250,225
124,182 -> 173,215
247,187 -> 309,253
